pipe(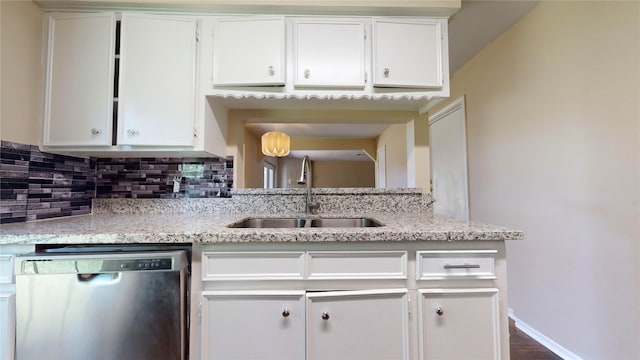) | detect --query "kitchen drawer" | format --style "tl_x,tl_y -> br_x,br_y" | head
307,251 -> 407,279
202,252 -> 305,281
0,256 -> 13,284
416,250 -> 496,280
